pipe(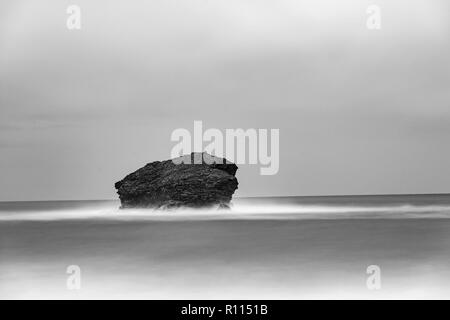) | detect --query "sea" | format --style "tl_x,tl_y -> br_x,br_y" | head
1,194 -> 450,299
